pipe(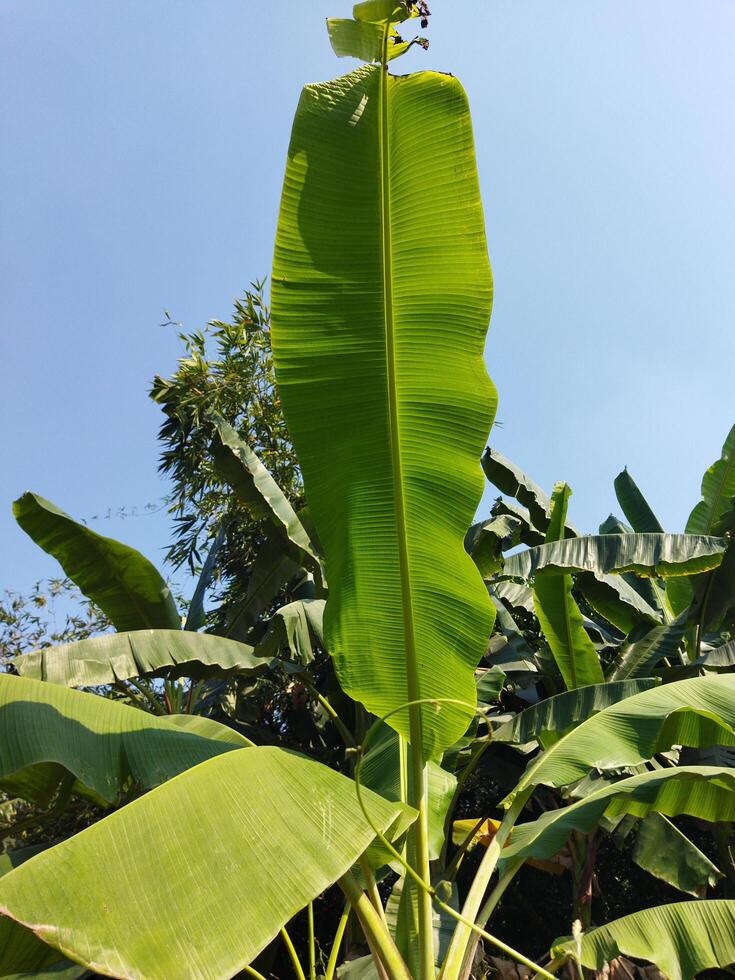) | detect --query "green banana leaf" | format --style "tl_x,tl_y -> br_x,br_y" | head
0,747 -> 415,980
686,423 -> 735,536
0,846 -> 85,978
256,599 -> 325,665
225,534 -> 301,640
508,674 -> 735,802
606,613 -> 688,680
551,900 -> 735,980
271,60 -> 495,758
493,679 -> 659,748
532,483 -> 604,689
613,468 -> 664,534
12,492 -> 180,632
669,423 -> 735,615
0,674 -> 247,805
184,519 -> 227,631
490,499 -> 545,547
211,418 -> 320,573
360,723 -> 456,860
13,629 -> 273,687
503,766 -> 735,864
466,514 -> 522,578
632,811 -> 722,897
481,449 -> 581,537
576,571 -> 659,634
503,532 -> 726,580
